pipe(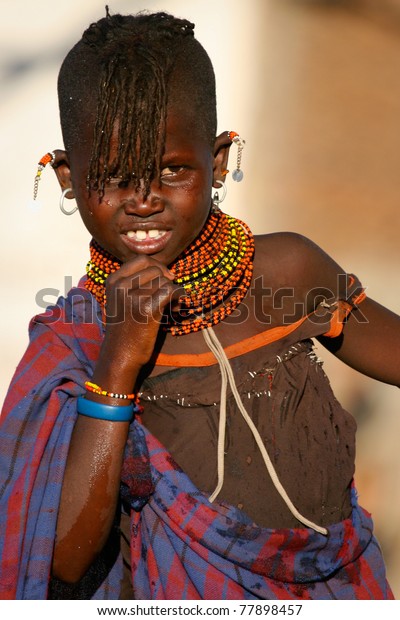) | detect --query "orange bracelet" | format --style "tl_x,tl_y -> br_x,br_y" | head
85,380 -> 135,400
